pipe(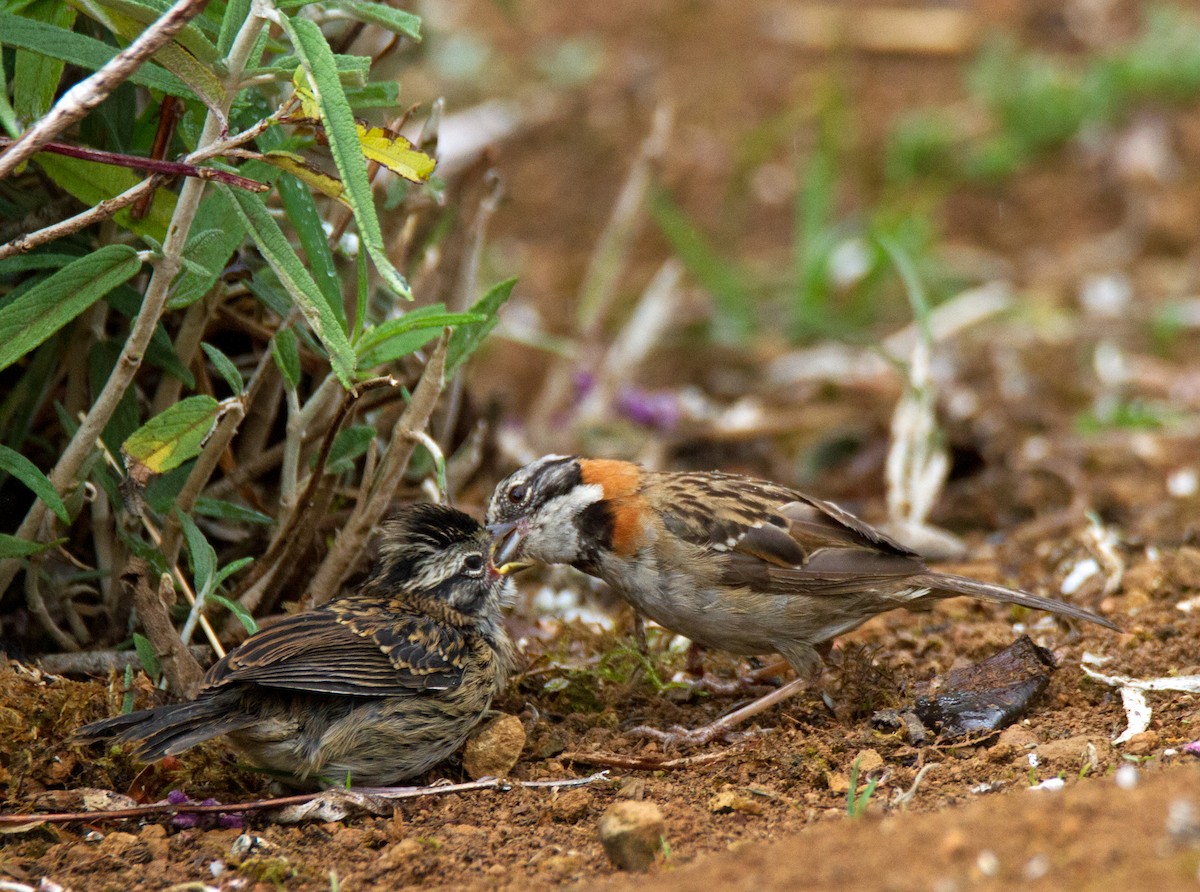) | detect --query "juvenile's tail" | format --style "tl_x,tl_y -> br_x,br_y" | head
74,689 -> 254,761
911,572 -> 1118,631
